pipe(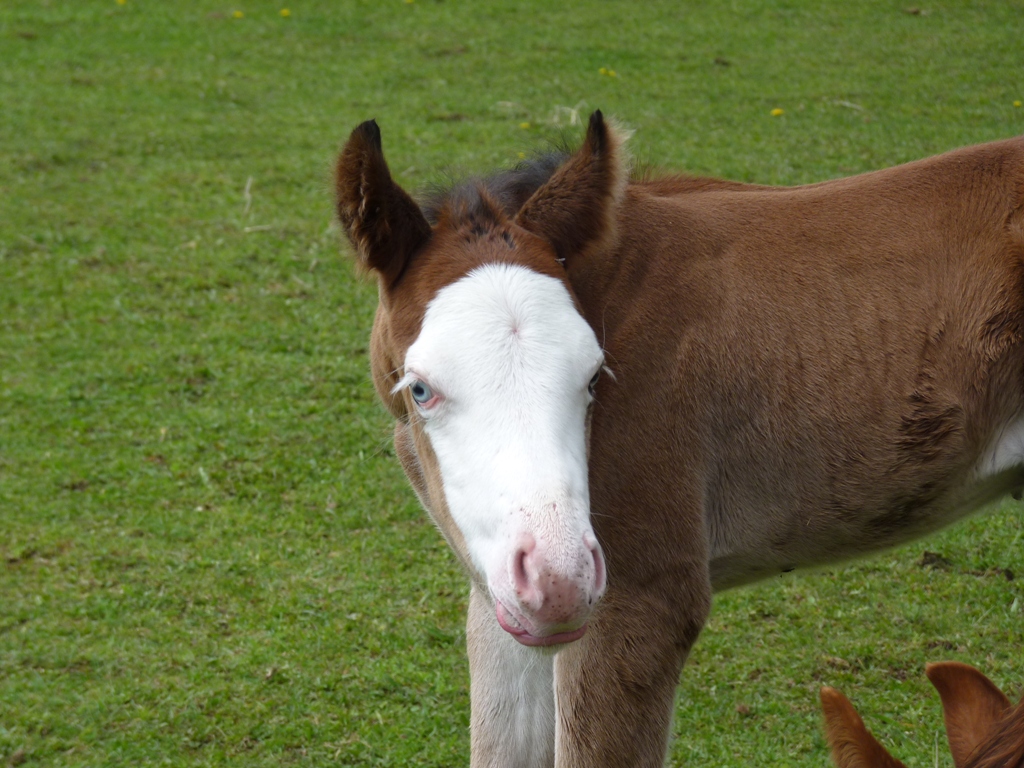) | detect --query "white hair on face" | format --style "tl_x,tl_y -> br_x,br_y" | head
402,263 -> 605,583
